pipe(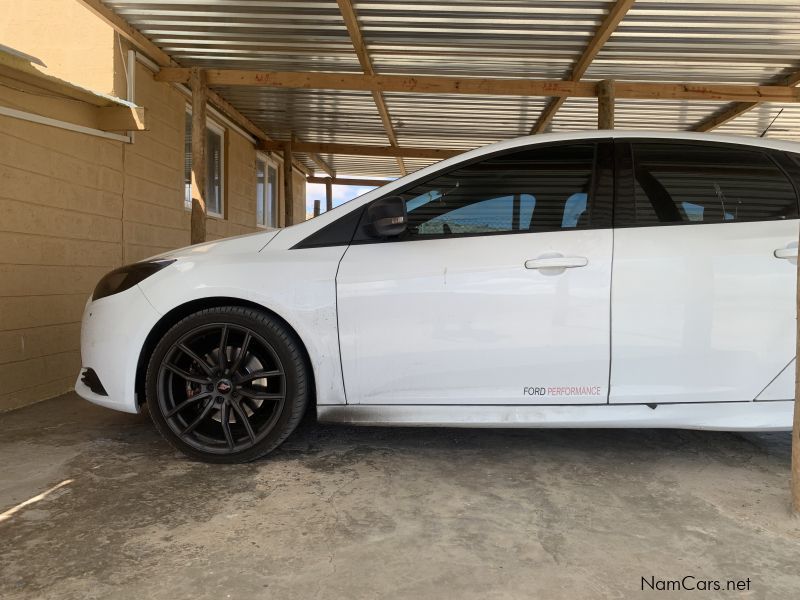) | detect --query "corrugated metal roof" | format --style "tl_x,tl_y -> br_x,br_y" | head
104,0 -> 800,176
